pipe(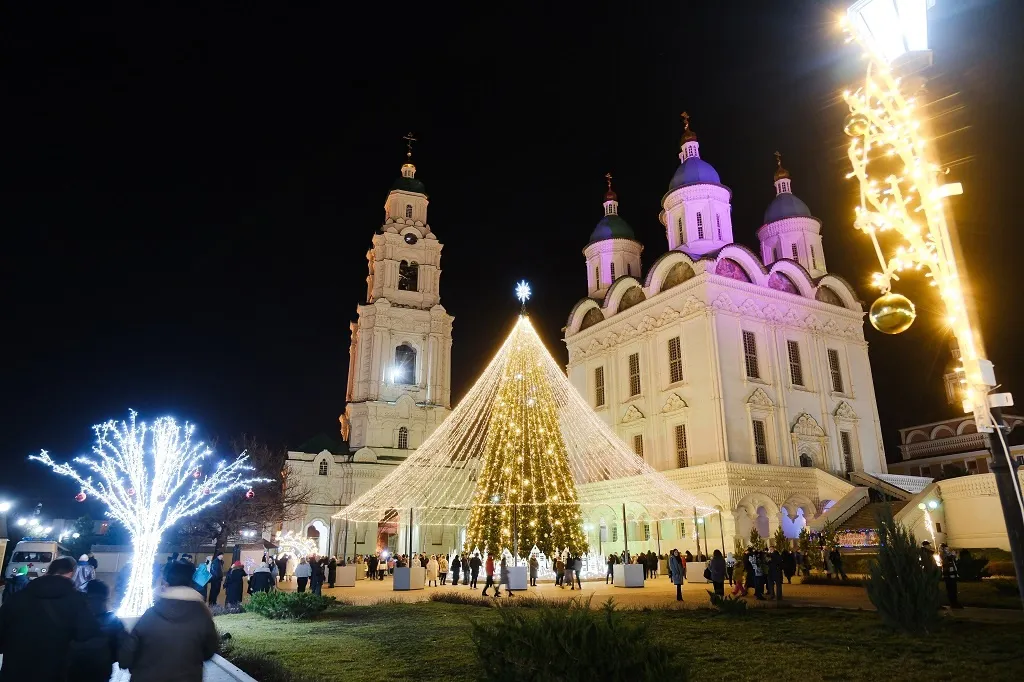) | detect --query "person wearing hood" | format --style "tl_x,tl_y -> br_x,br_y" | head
207,552 -> 224,606
0,556 -> 99,681
70,579 -> 127,682
223,561 -> 246,606
248,562 -> 275,594
119,559 -> 219,682
1,566 -> 29,605
73,553 -> 97,592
